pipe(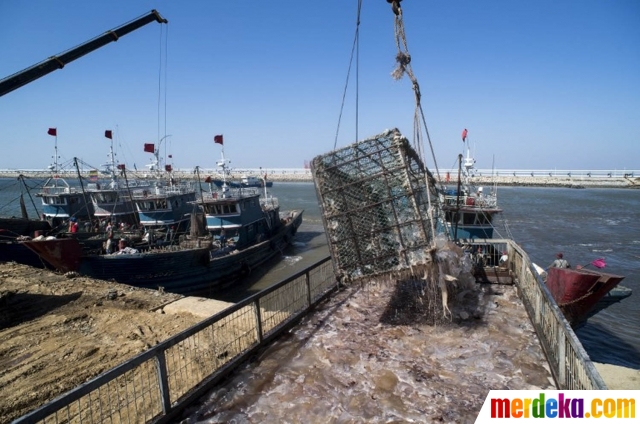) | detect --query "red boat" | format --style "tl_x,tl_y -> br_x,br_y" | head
545,267 -> 625,327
